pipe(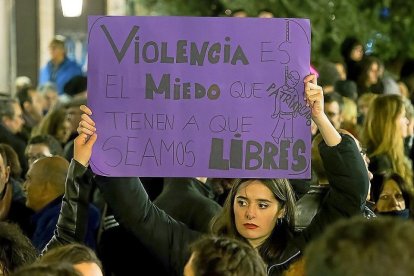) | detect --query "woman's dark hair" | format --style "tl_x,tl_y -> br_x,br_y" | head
211,178 -> 296,263
357,56 -> 383,94
340,36 -> 363,61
